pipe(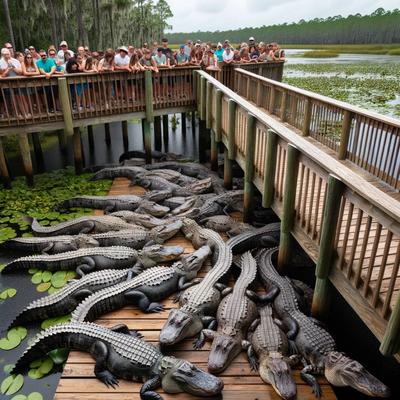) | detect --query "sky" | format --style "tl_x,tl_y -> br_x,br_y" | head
166,0 -> 399,32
